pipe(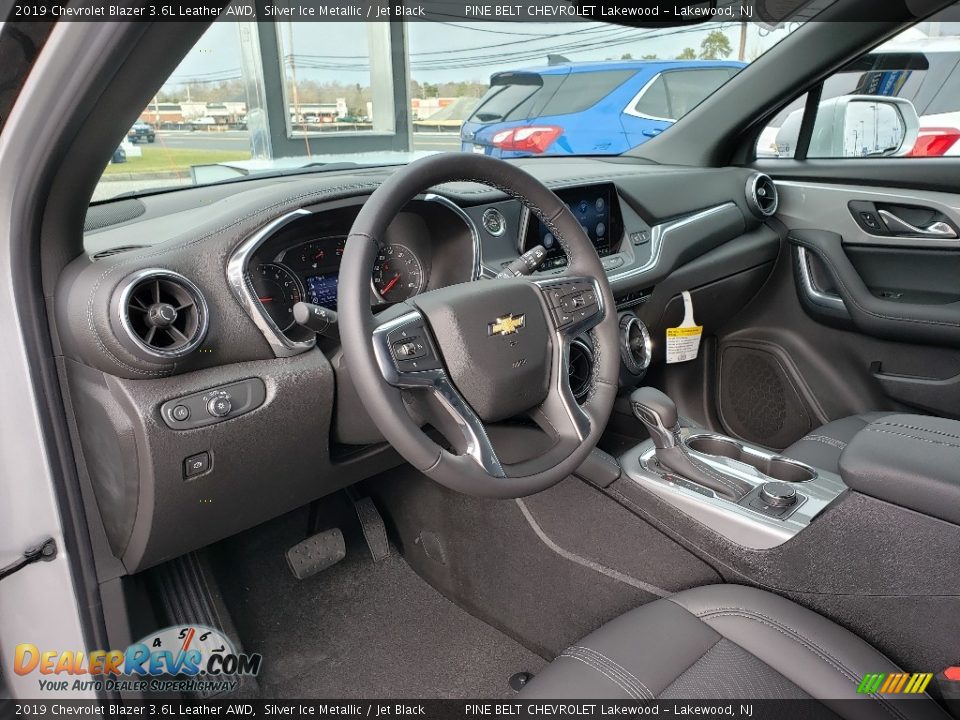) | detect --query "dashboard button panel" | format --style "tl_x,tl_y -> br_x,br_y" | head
161,378 -> 266,430
206,395 -> 233,418
183,452 -> 211,479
